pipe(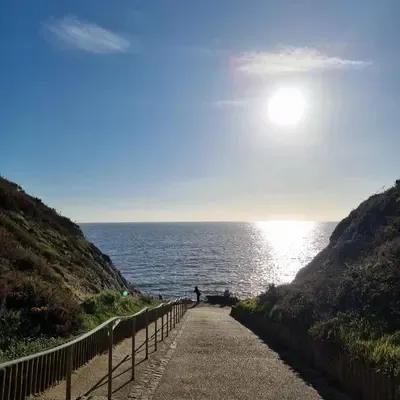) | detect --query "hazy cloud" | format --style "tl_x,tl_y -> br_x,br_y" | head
45,16 -> 130,54
235,47 -> 370,75
212,99 -> 249,108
